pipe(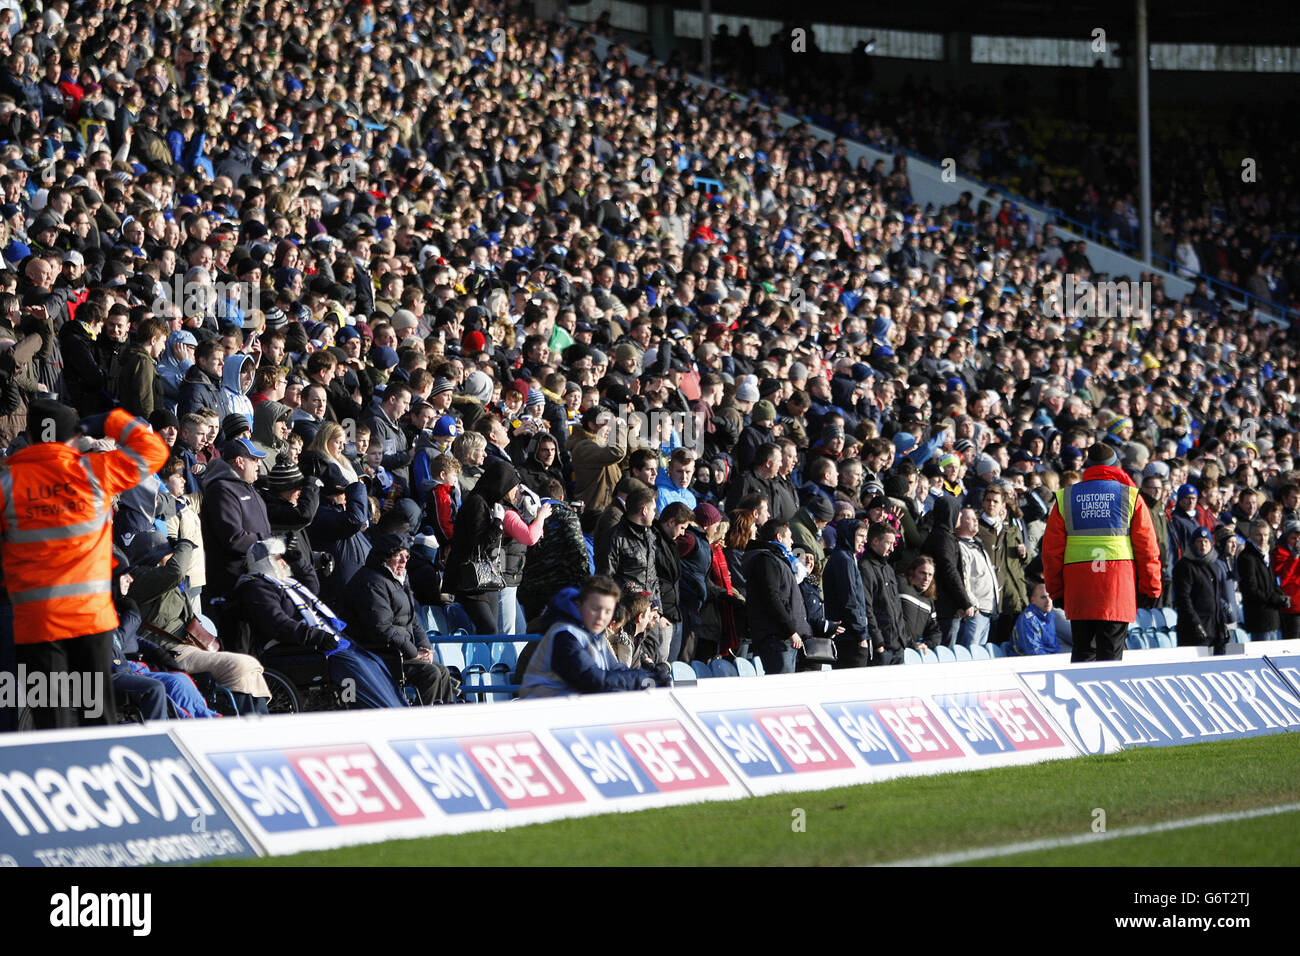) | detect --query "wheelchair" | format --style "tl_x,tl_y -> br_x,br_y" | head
258,643 -> 420,713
